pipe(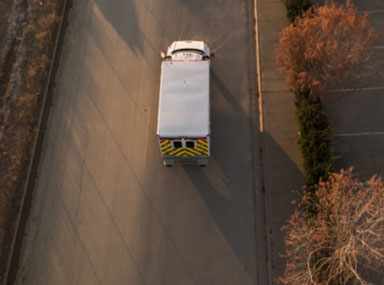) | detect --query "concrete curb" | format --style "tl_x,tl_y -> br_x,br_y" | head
253,0 -> 272,284
4,1 -> 70,284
